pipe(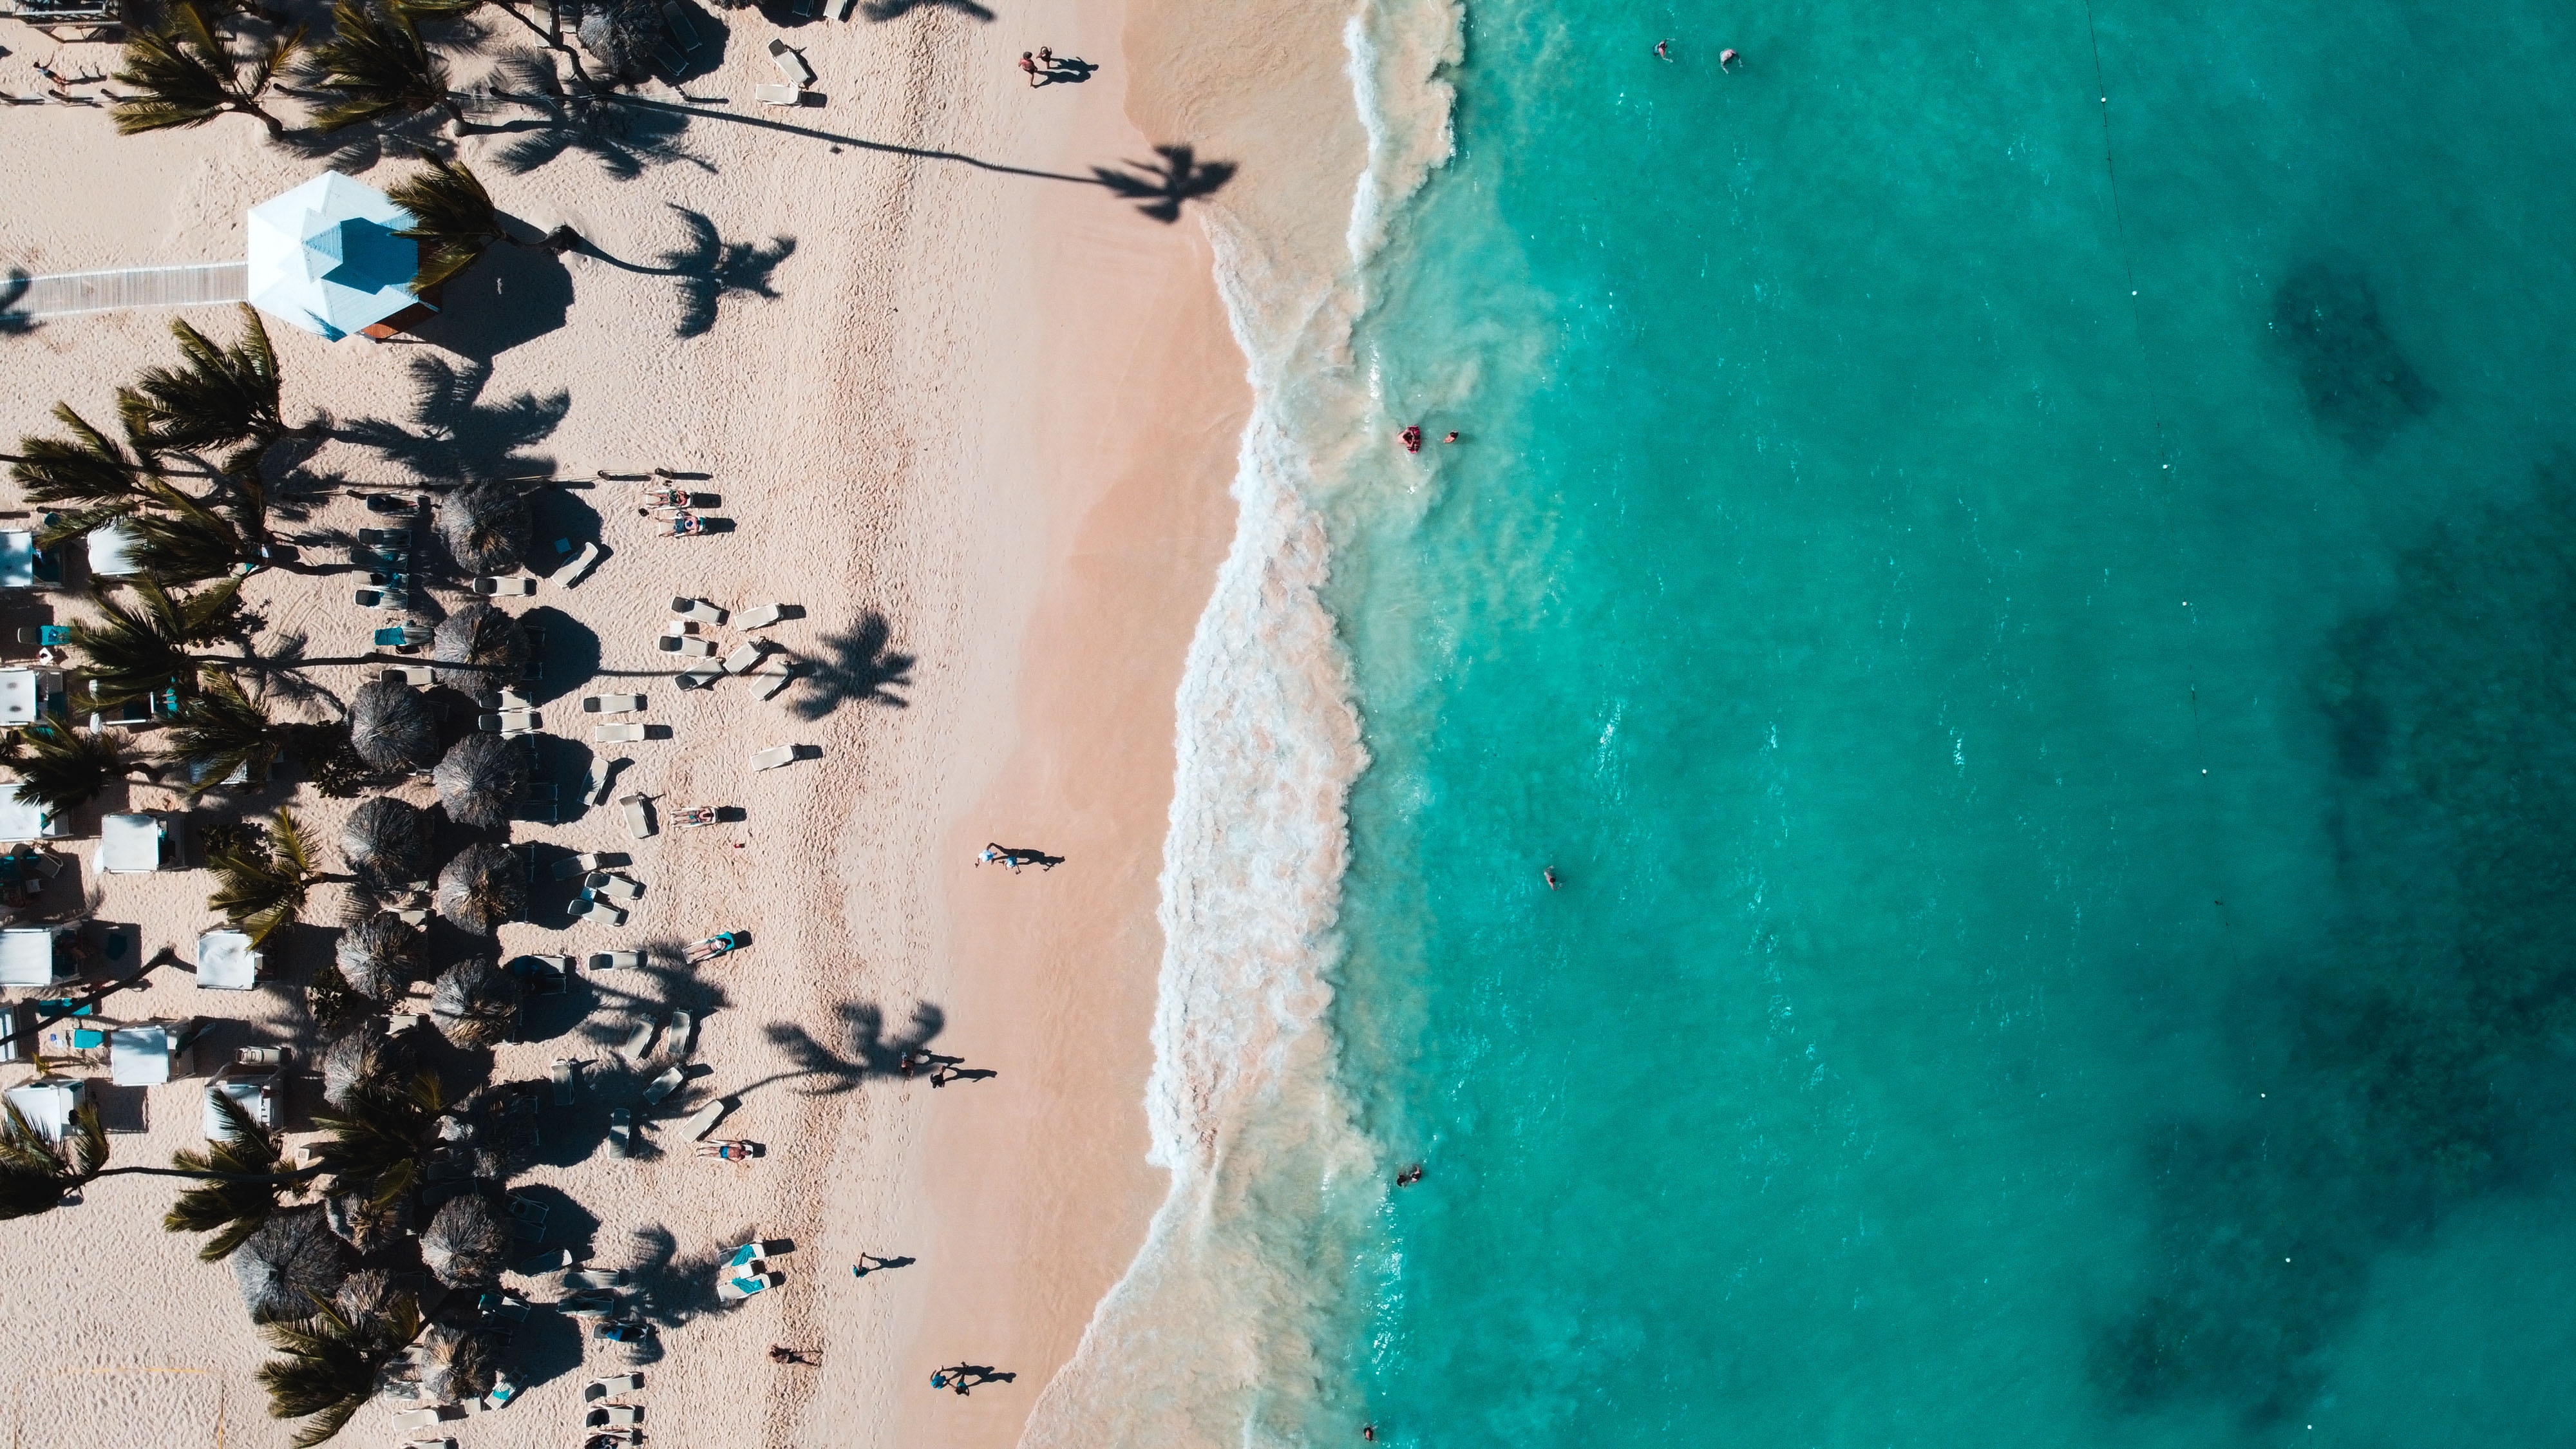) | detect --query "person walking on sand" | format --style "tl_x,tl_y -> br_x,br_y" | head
1037,45 -> 1055,70
1019,51 -> 1044,86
